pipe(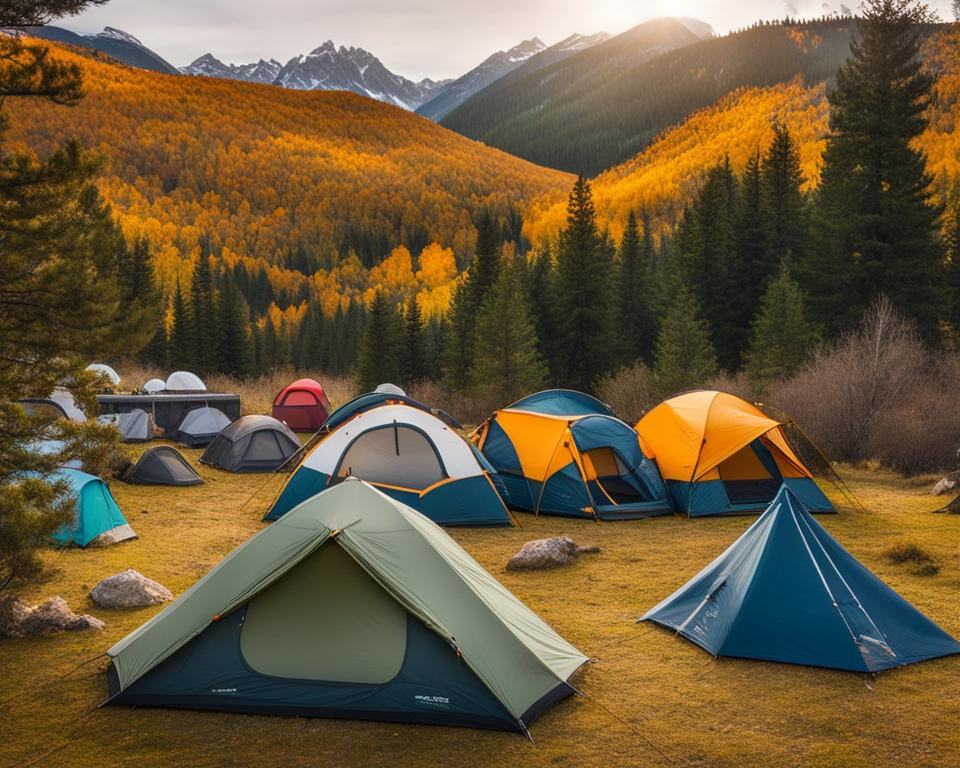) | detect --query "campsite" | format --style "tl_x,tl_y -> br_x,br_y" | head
4,1 -> 960,766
